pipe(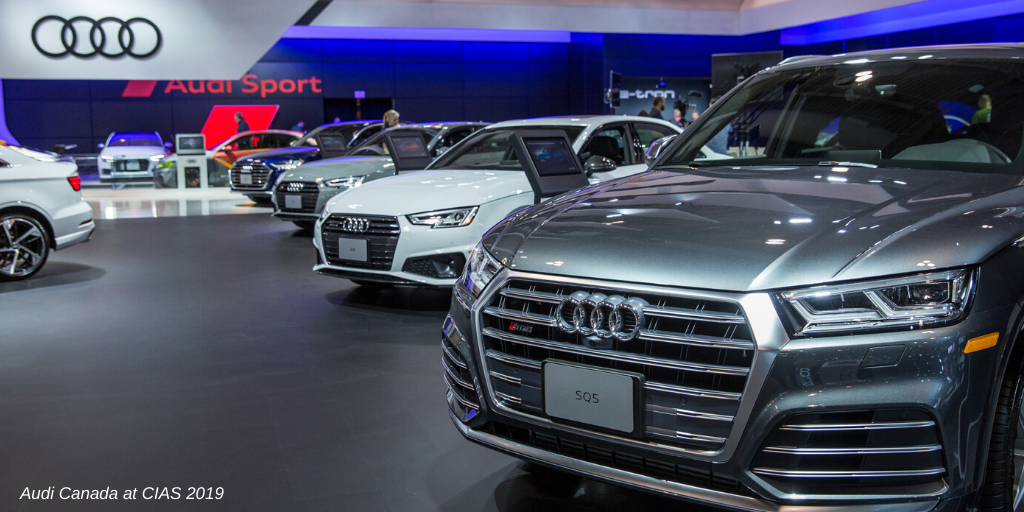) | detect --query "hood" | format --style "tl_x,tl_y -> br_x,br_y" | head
238,146 -> 319,163
483,166 -> 1024,292
295,155 -> 395,182
99,146 -> 165,158
325,170 -> 530,216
